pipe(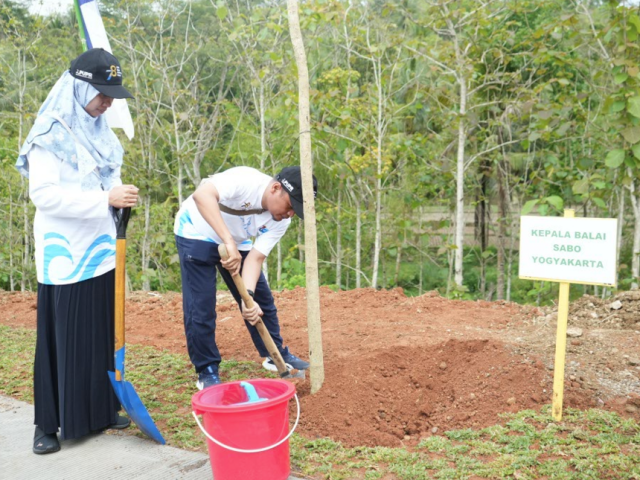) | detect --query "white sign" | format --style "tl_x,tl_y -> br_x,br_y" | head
519,216 -> 618,286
